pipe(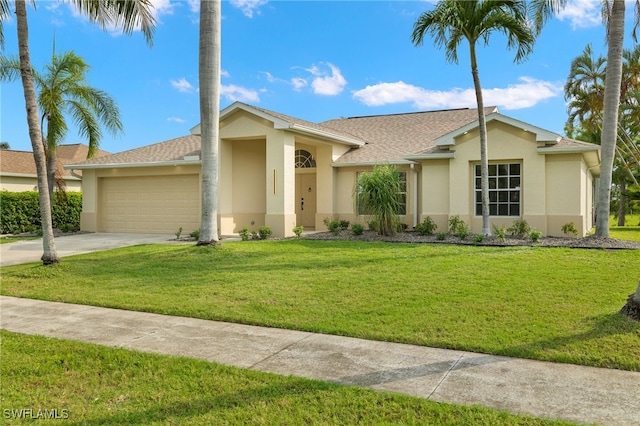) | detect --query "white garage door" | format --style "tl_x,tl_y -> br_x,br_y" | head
100,174 -> 200,233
